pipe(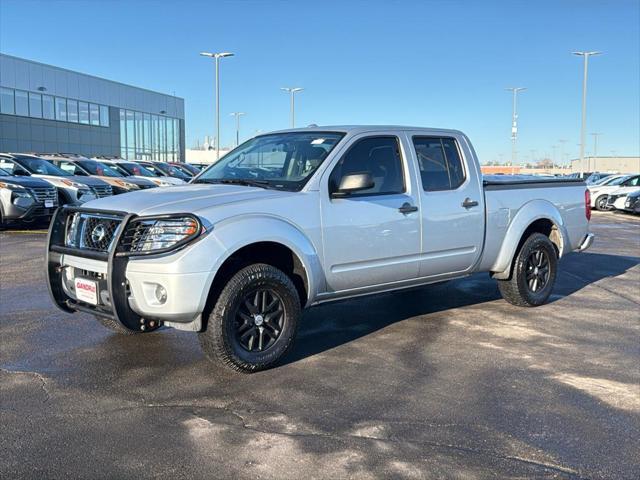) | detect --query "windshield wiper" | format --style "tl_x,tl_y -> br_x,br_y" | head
194,178 -> 273,189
